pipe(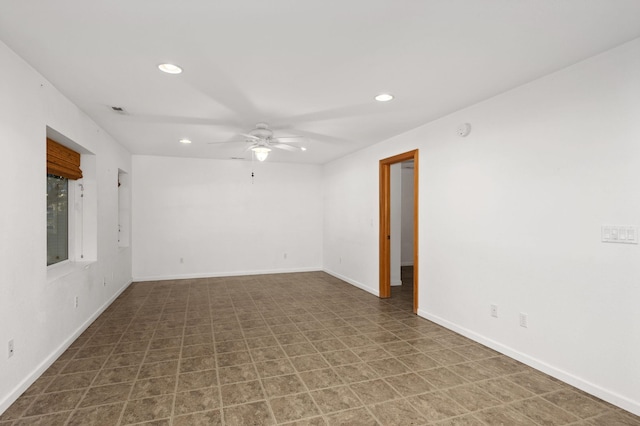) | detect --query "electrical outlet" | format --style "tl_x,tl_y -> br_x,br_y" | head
8,339 -> 14,358
519,313 -> 528,328
75,296 -> 79,308
490,304 -> 498,318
